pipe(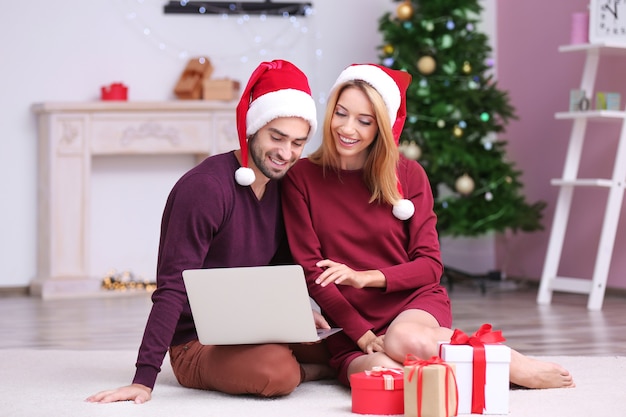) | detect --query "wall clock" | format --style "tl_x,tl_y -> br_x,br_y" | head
589,0 -> 626,45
